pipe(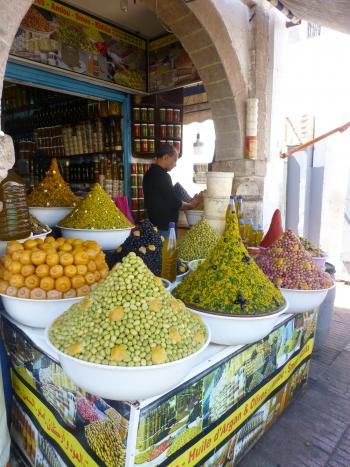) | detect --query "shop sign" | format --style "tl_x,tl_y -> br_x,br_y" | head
149,34 -> 201,92
10,0 -> 147,91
